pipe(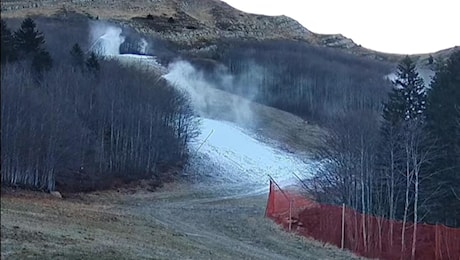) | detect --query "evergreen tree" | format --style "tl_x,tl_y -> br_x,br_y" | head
382,84 -> 406,127
392,55 -> 426,121
13,17 -> 53,74
377,55 -> 429,225
70,43 -> 85,70
425,51 -> 460,227
14,18 -> 46,56
382,55 -> 426,130
1,19 -> 17,63
86,52 -> 100,73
